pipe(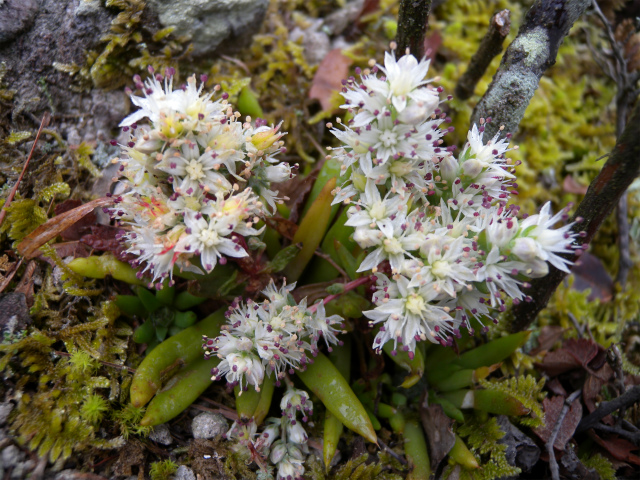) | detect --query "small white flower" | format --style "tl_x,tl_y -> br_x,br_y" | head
175,211 -> 247,273
374,52 -> 435,112
516,202 -> 576,272
365,274 -> 459,352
